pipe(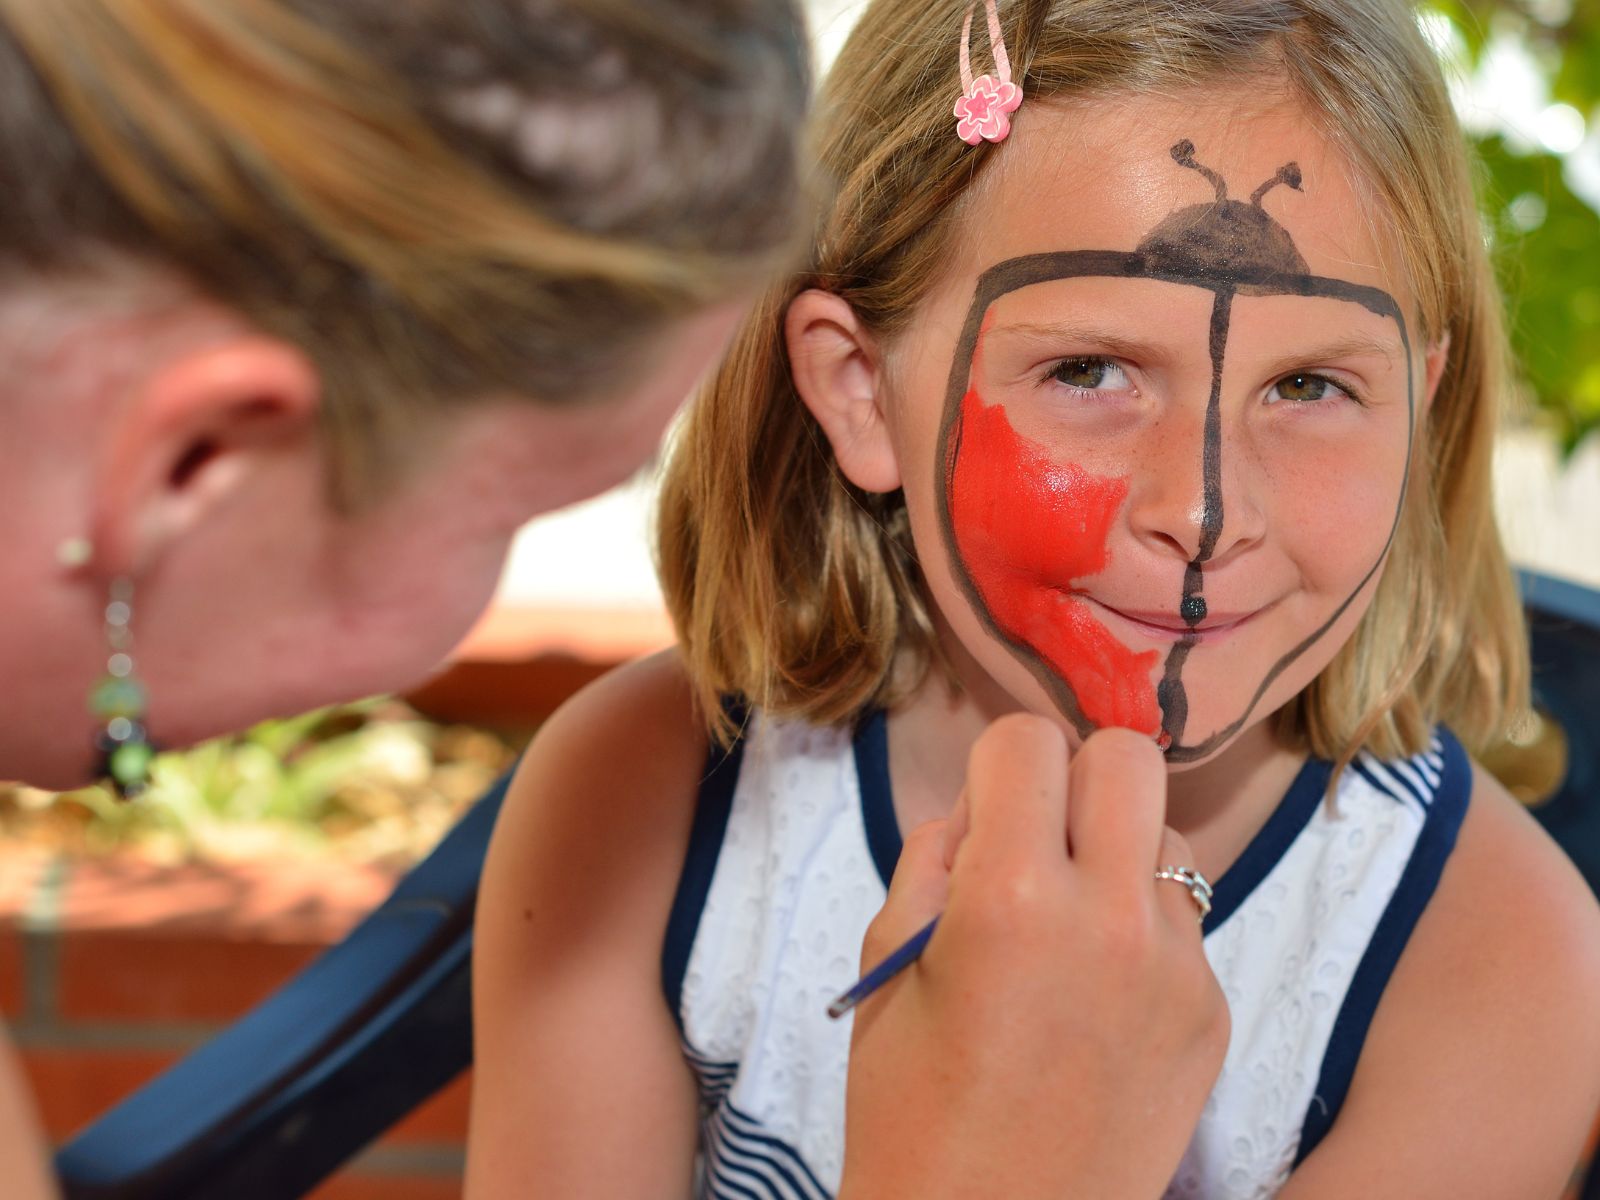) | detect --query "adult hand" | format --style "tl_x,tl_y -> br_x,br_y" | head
837,716 -> 1229,1200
